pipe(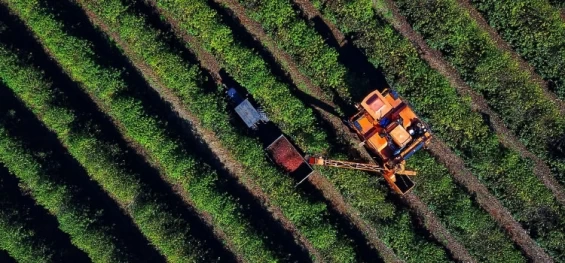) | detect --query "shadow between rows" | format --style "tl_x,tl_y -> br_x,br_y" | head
0,5 -> 230,262
301,8 -> 472,262
0,249 -> 17,263
0,163 -> 91,263
0,84 -> 157,262
212,0 -> 459,260
42,0 -> 313,261
202,0 -> 392,260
